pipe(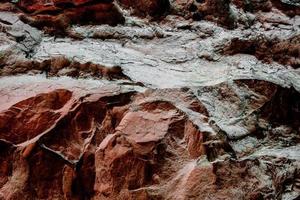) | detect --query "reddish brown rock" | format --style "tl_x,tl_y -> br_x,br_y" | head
0,57 -> 130,80
198,0 -> 235,28
0,0 -> 300,198
171,0 -> 299,28
0,79 -> 299,199
0,86 -> 137,199
271,0 -> 300,16
0,89 -> 72,145
222,35 -> 300,68
232,0 -> 272,12
17,0 -> 59,13
16,0 -> 124,36
170,0 -> 236,28
0,2 -> 18,12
